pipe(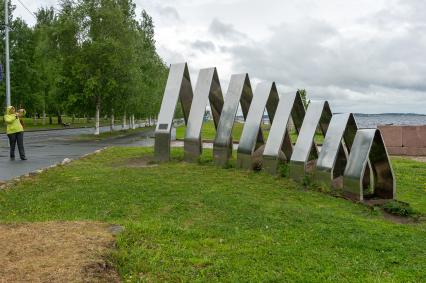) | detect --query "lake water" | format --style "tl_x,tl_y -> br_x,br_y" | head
354,114 -> 426,128
238,113 -> 426,128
